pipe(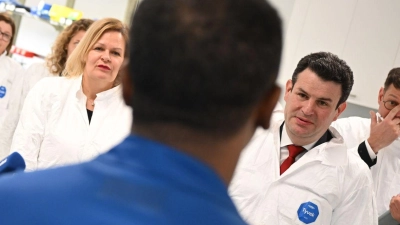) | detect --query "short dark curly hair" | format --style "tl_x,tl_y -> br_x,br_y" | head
129,0 -> 282,135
